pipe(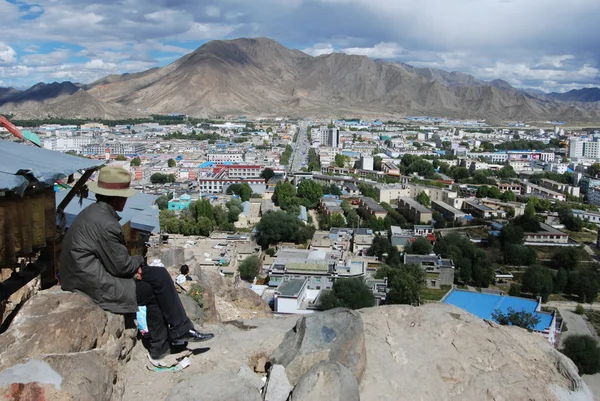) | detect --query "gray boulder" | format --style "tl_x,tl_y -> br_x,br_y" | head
270,308 -> 366,385
179,293 -> 204,324
291,361 -> 360,401
263,364 -> 293,401
237,363 -> 265,391
166,372 -> 262,401
0,289 -> 136,400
